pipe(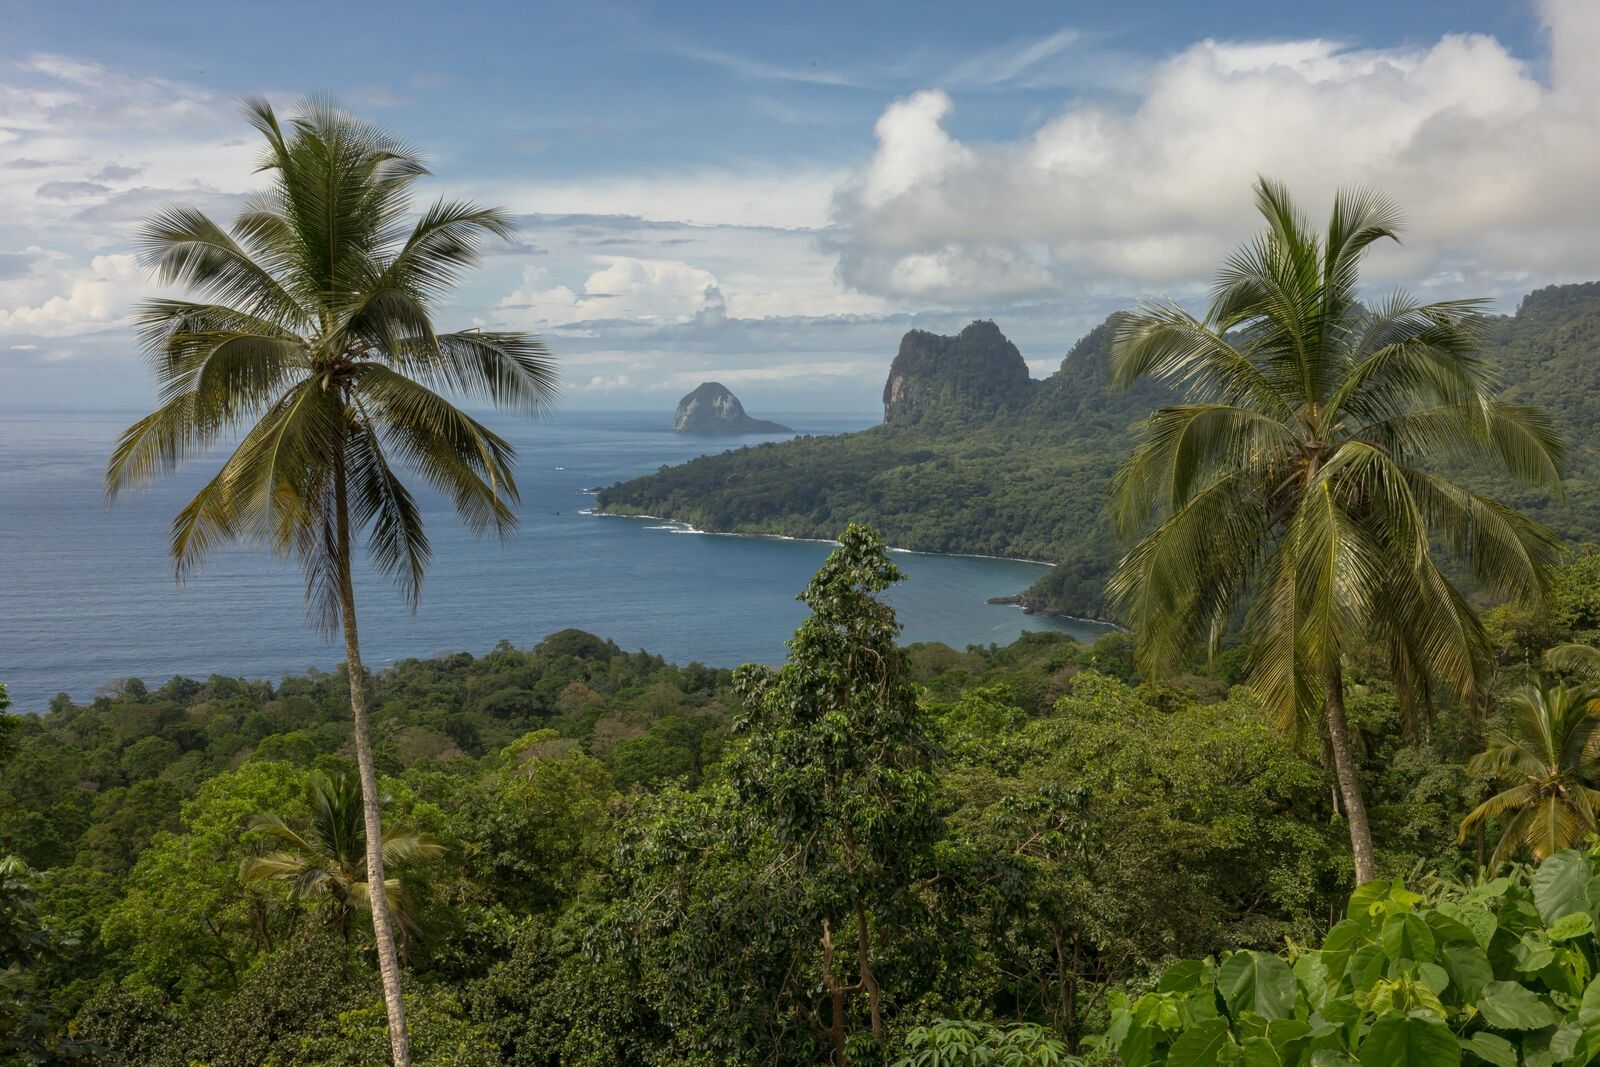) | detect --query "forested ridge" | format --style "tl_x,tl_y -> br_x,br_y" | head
597,284 -> 1600,621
